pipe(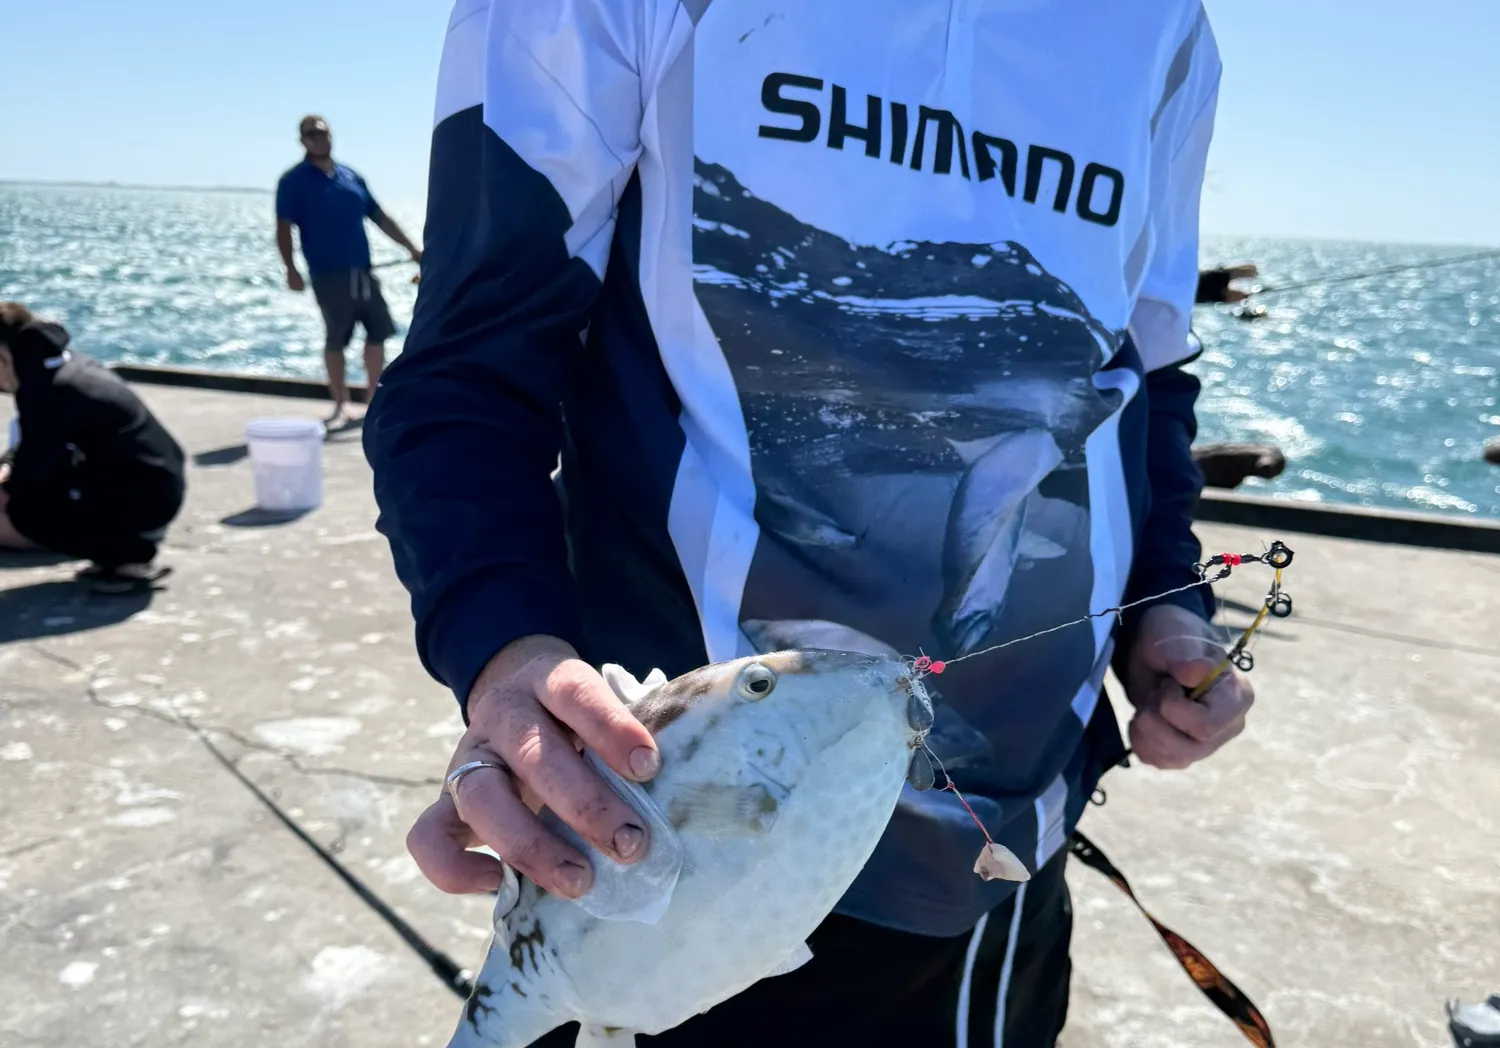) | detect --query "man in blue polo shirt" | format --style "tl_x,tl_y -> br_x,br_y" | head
276,114 -> 422,425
